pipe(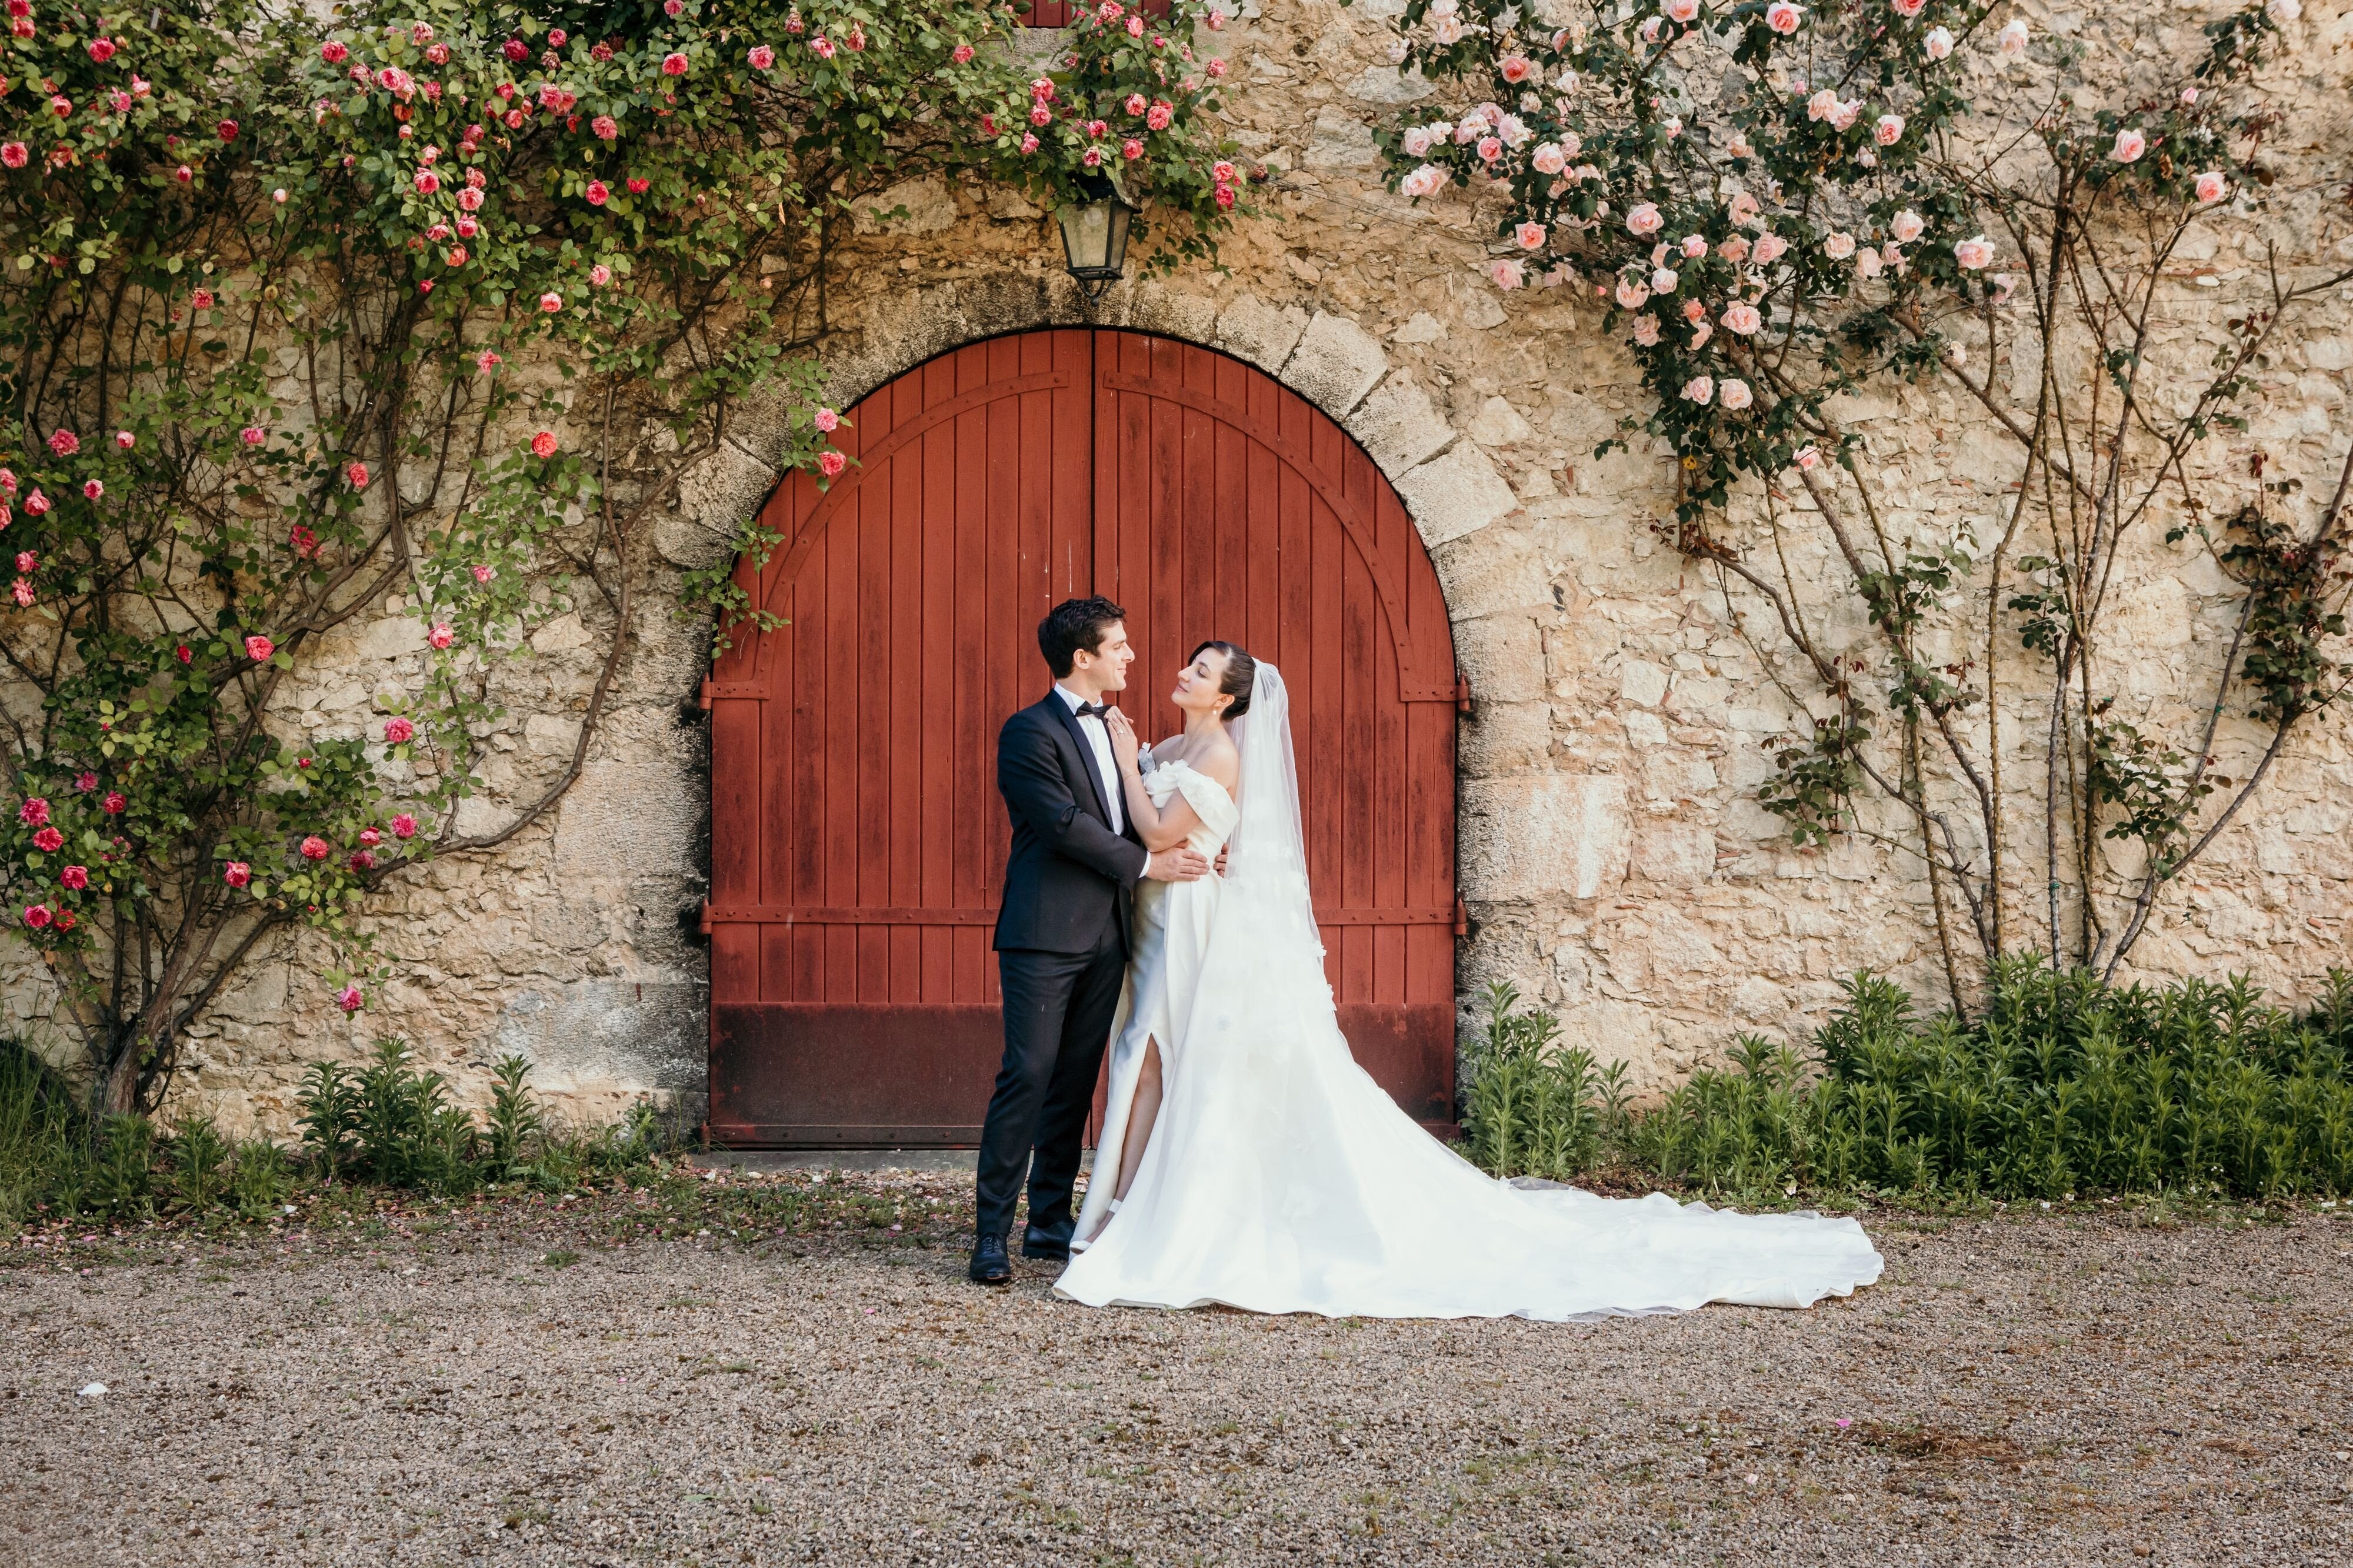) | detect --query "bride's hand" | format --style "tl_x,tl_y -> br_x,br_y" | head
1103,706 -> 1140,770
